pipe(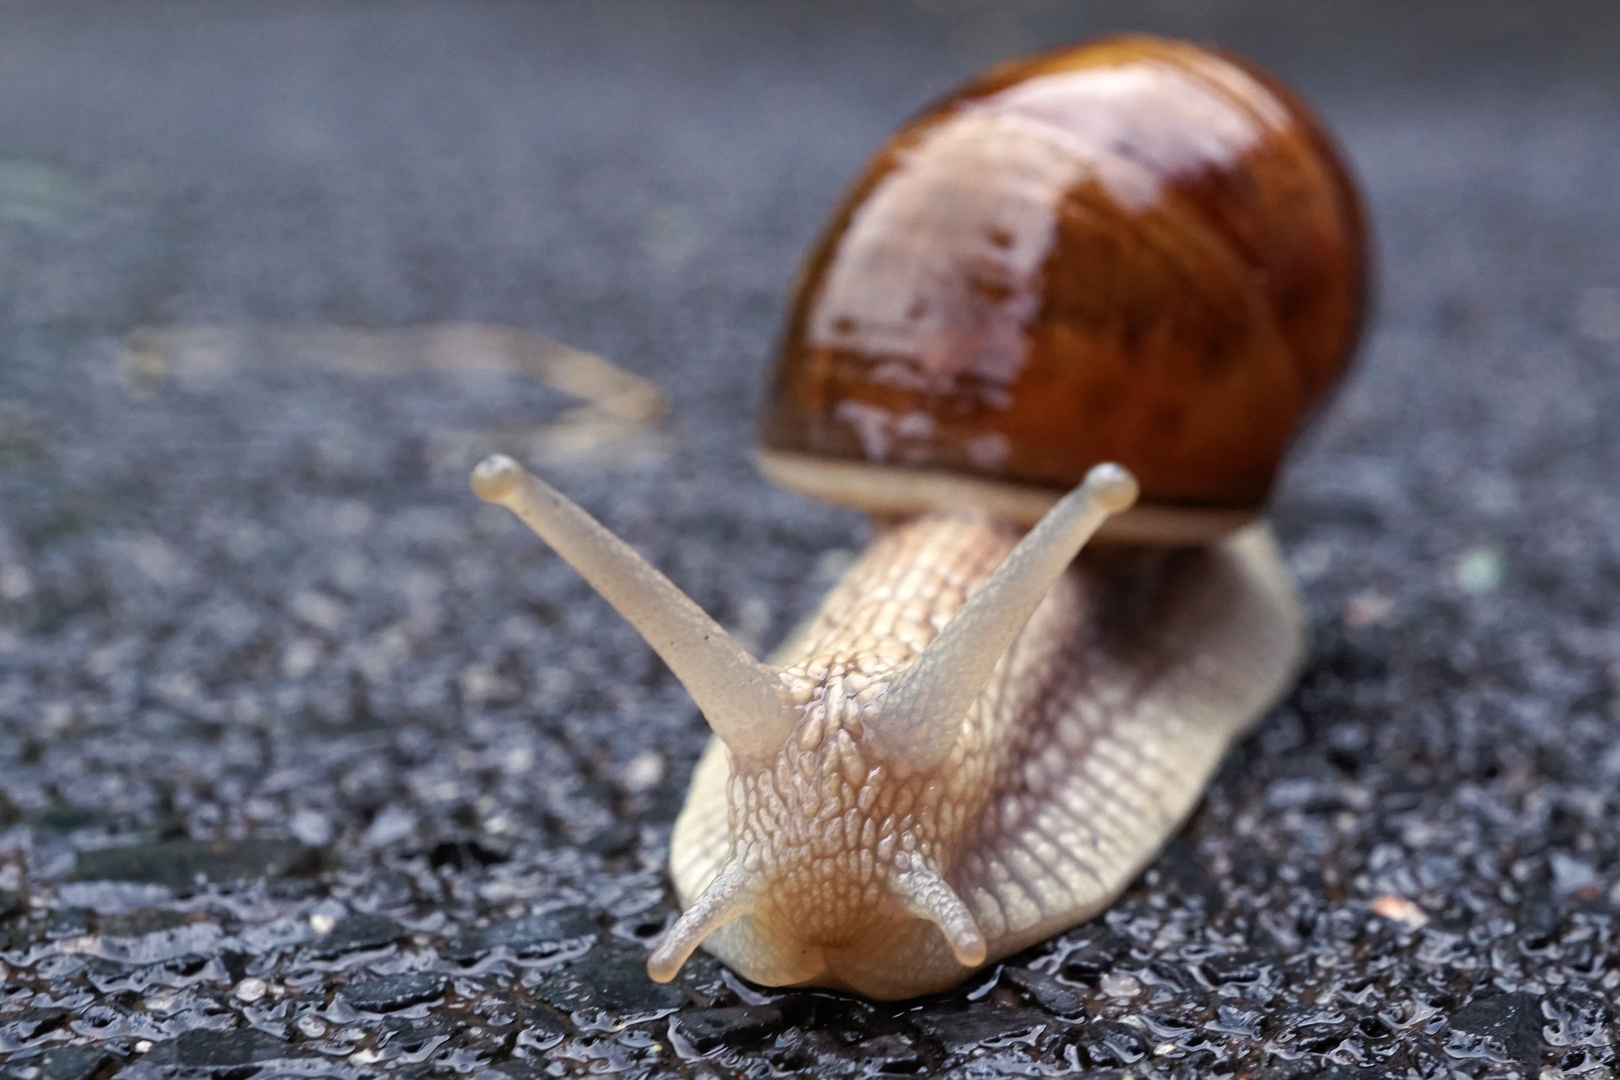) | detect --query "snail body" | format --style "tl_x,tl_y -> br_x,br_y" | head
473,35 -> 1364,999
